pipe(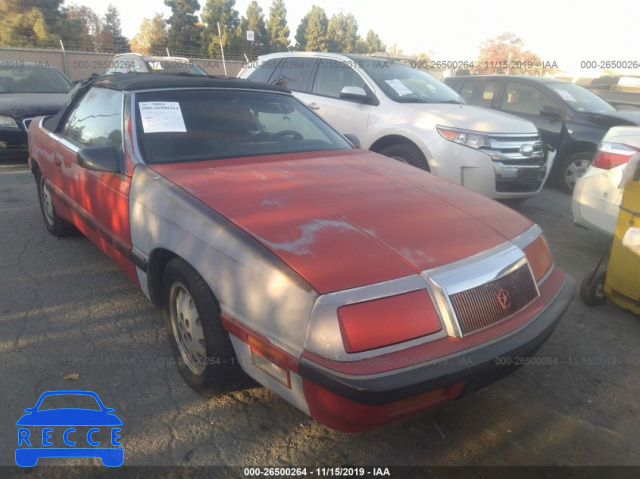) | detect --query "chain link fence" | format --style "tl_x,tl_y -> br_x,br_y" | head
0,46 -> 245,81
